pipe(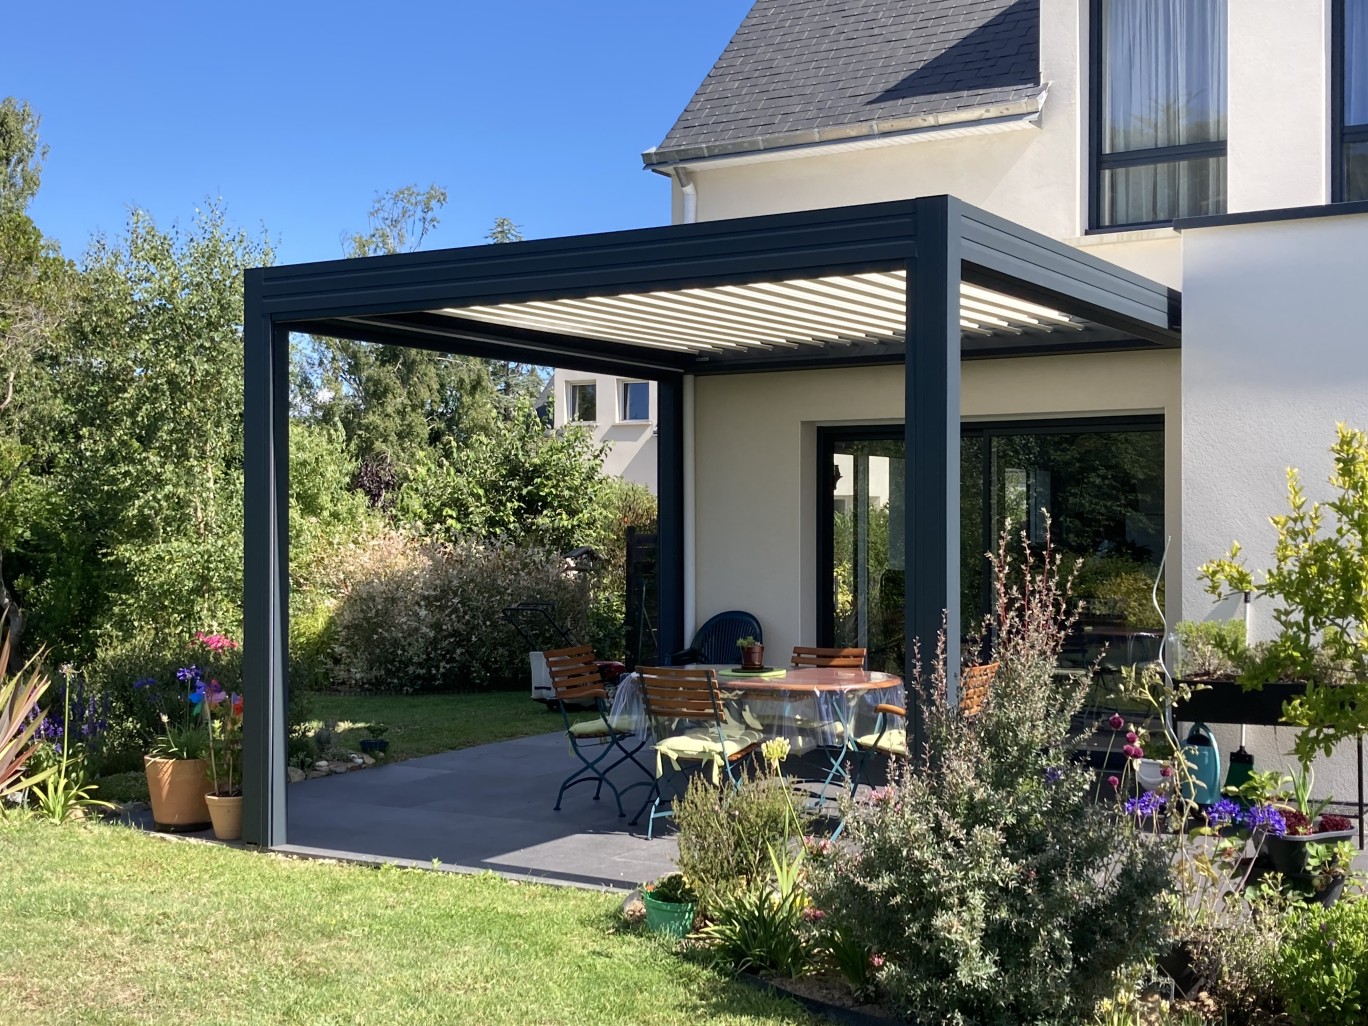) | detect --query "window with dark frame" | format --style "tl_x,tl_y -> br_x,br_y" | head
621,380 -> 650,421
568,381 -> 596,423
1340,0 -> 1368,201
1091,0 -> 1228,229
